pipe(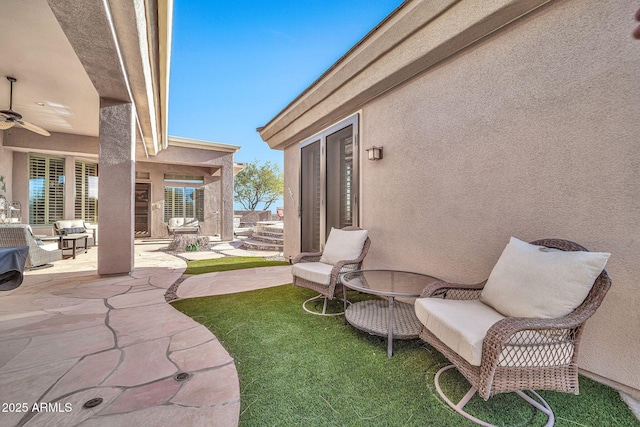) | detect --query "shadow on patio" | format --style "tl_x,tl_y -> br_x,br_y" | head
0,239 -> 291,426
